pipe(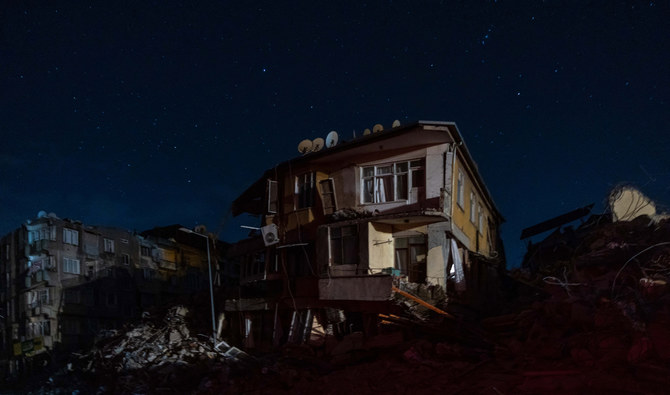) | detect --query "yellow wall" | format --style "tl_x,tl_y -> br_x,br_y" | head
367,223 -> 394,272
451,156 -> 494,256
